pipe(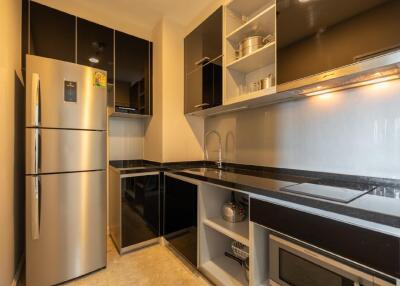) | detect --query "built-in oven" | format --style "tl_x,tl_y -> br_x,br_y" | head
269,234 -> 394,286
